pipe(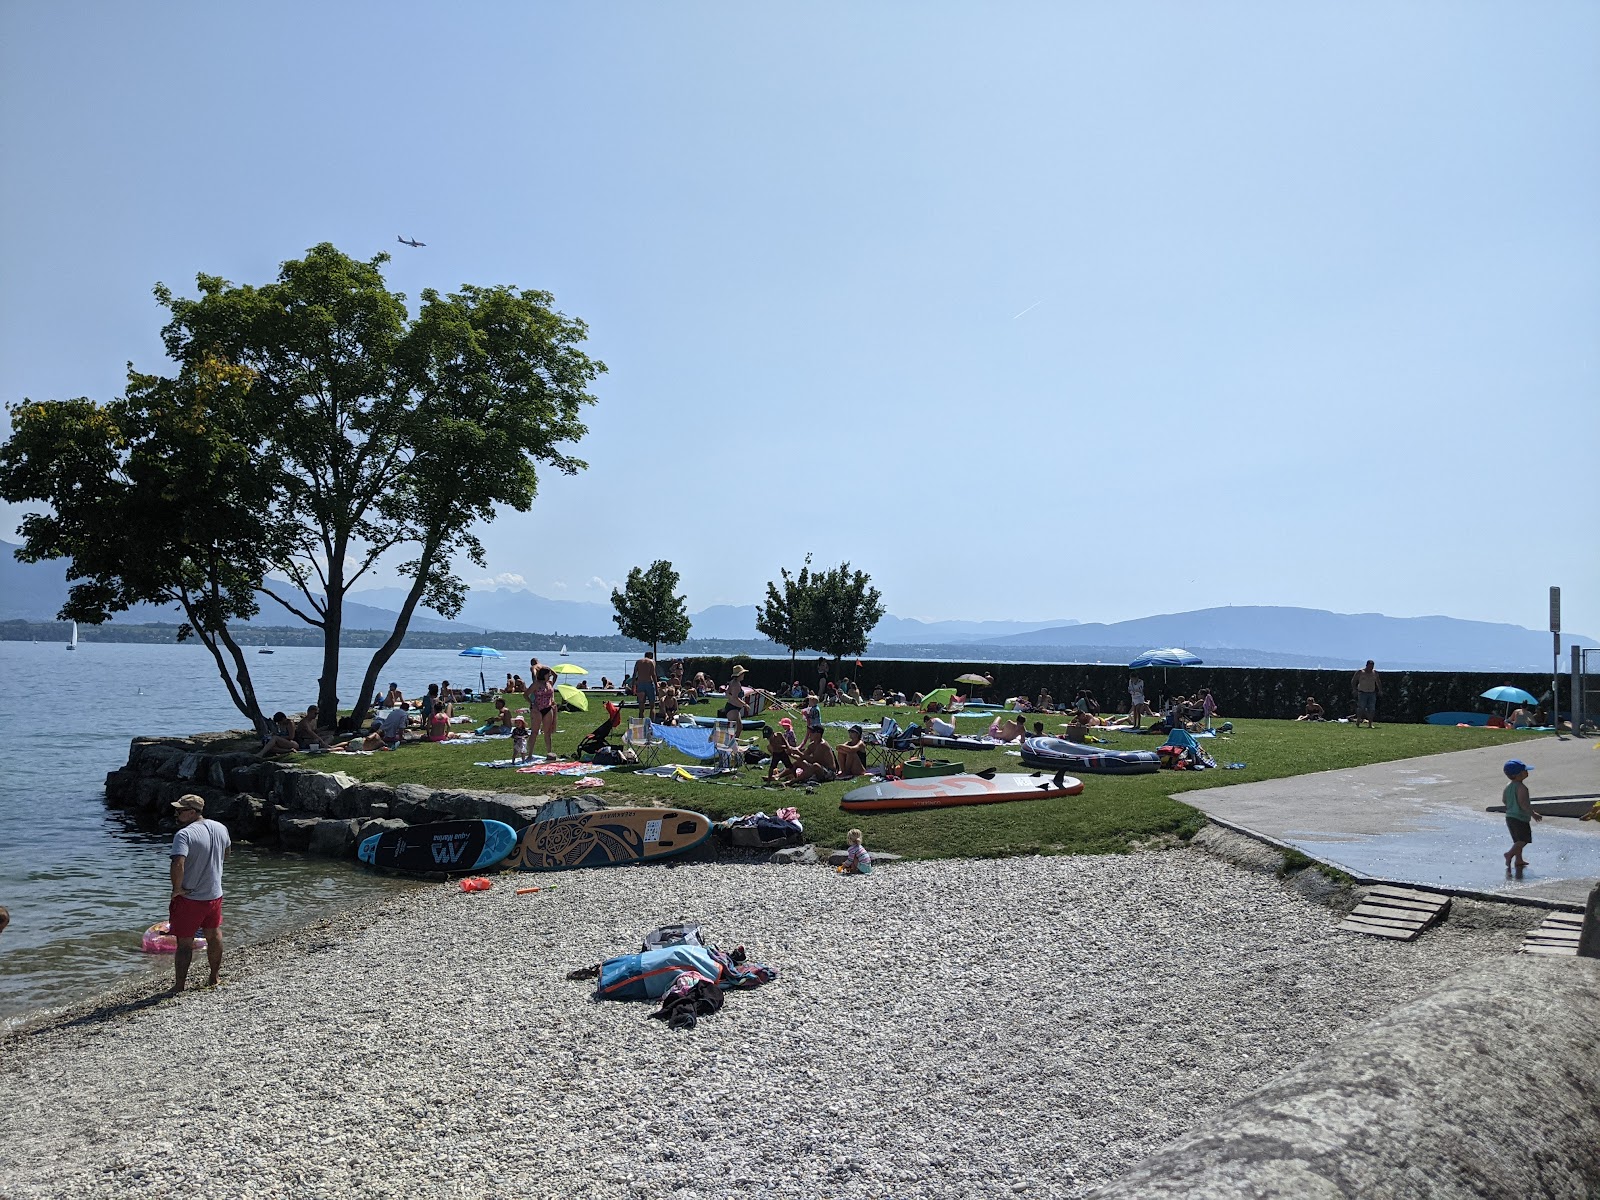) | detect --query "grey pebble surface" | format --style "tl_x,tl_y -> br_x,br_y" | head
0,848 -> 1523,1199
